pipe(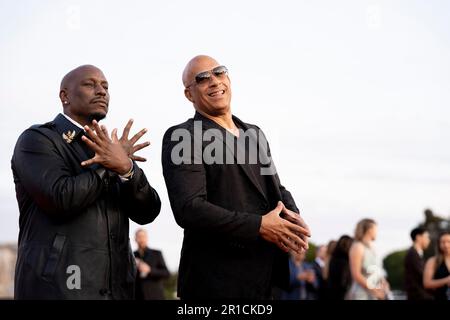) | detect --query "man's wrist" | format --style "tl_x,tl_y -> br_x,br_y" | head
118,159 -> 134,179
